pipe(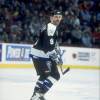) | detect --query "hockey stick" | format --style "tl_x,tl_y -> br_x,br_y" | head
59,64 -> 70,75
57,49 -> 70,75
